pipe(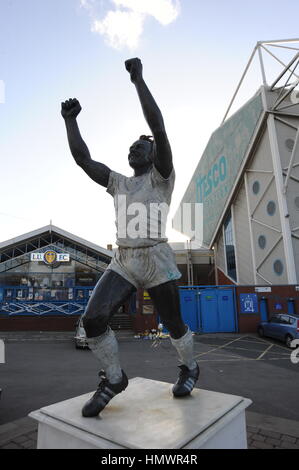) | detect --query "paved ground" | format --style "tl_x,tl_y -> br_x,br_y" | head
1,330 -> 299,449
